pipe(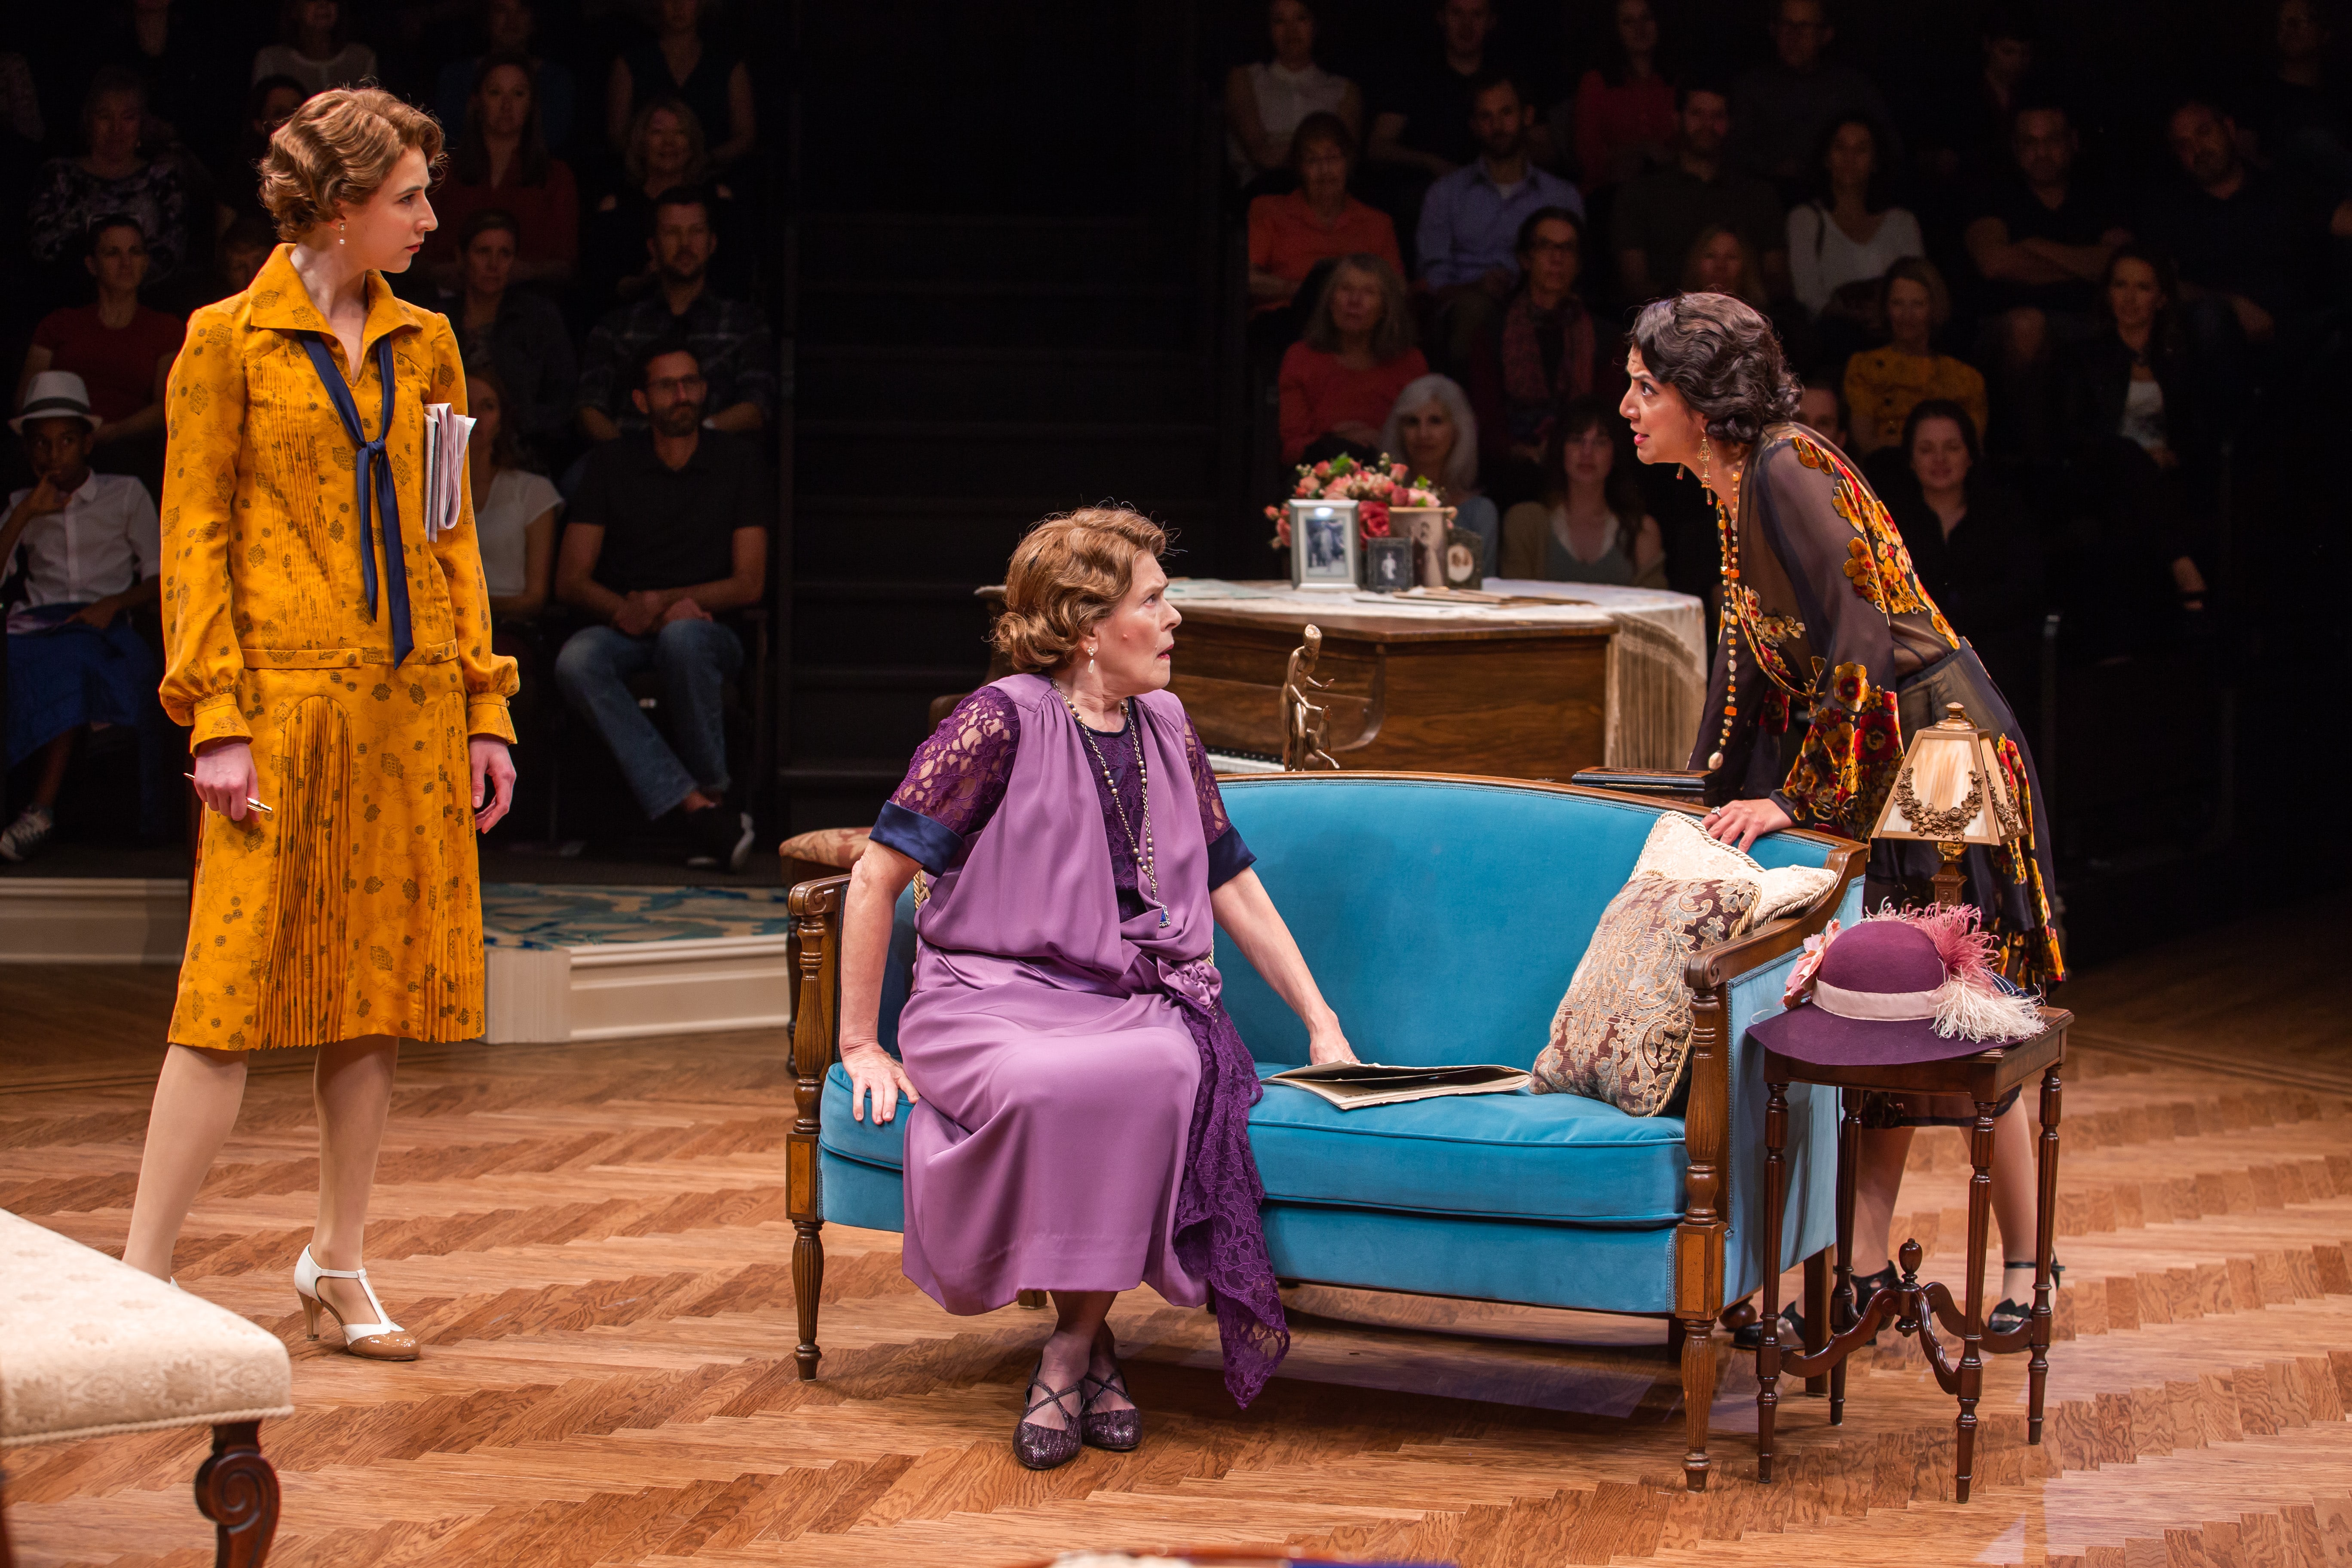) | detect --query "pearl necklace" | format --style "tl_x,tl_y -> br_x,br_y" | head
1700,441 -> 1745,773
1060,688 -> 1167,928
